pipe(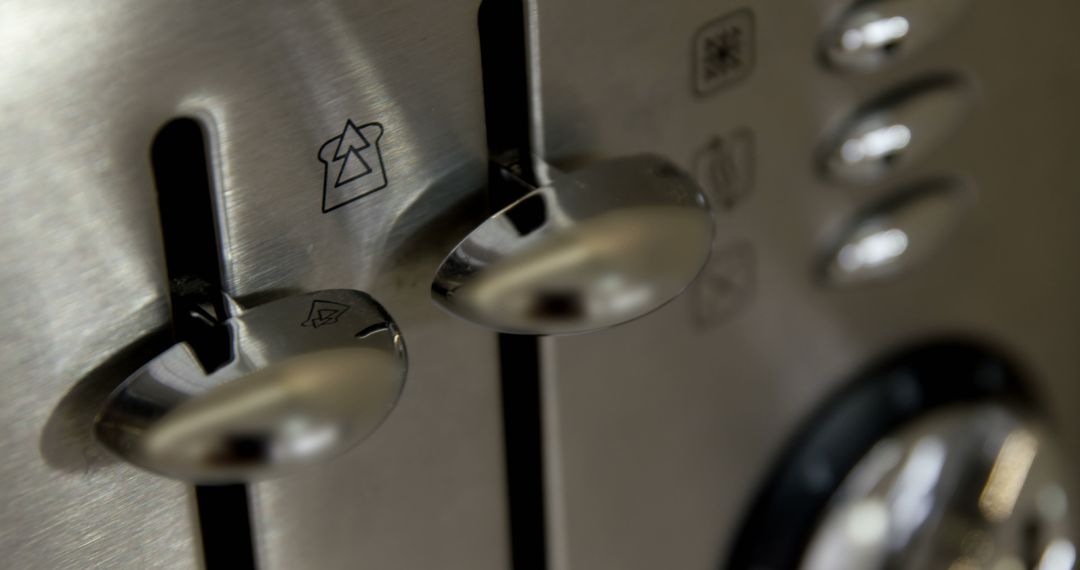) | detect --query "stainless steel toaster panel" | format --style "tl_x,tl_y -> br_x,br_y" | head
528,1 -> 1080,568
1,1 -> 509,568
